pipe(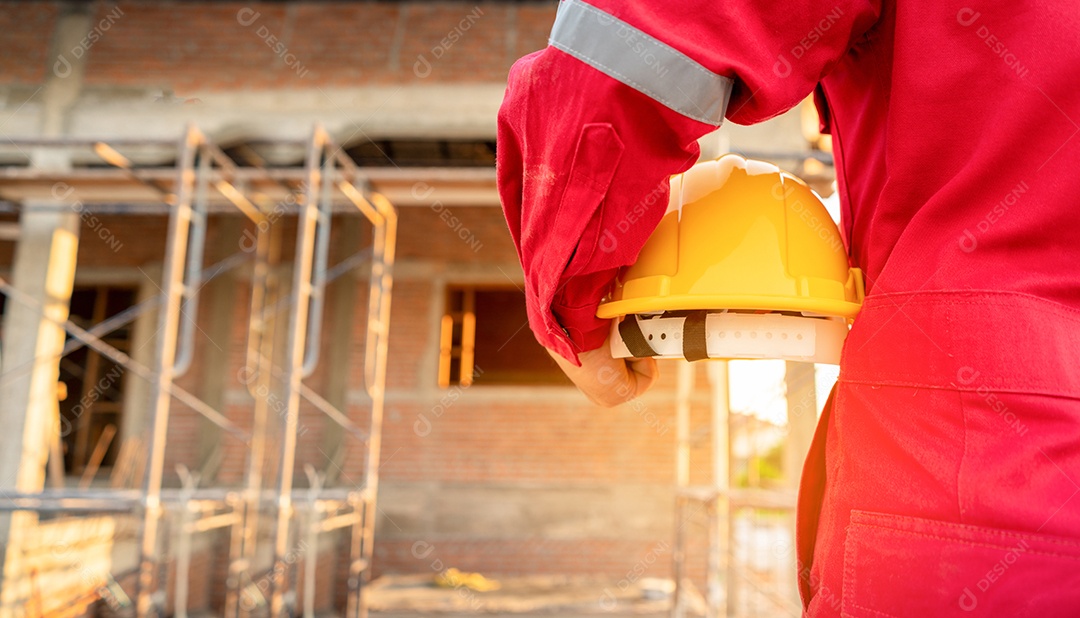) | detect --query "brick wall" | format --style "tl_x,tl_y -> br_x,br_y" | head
0,3 -> 58,85
2,1 -> 557,91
